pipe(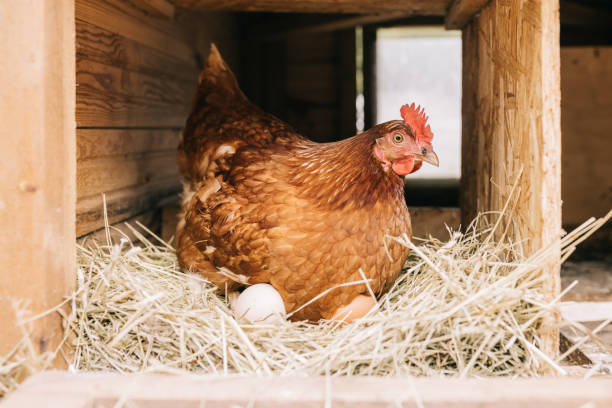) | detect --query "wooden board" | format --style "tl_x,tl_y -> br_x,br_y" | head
0,0 -> 76,359
76,58 -> 194,128
460,0 -> 562,359
76,129 -> 180,237
78,209 -> 162,247
410,207 -> 460,240
76,0 -> 193,62
77,152 -> 178,199
560,47 -> 612,226
76,179 -> 181,237
77,128 -> 179,160
170,0 -> 452,14
445,0 -> 490,29
76,19 -> 196,81
3,371 -> 612,407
